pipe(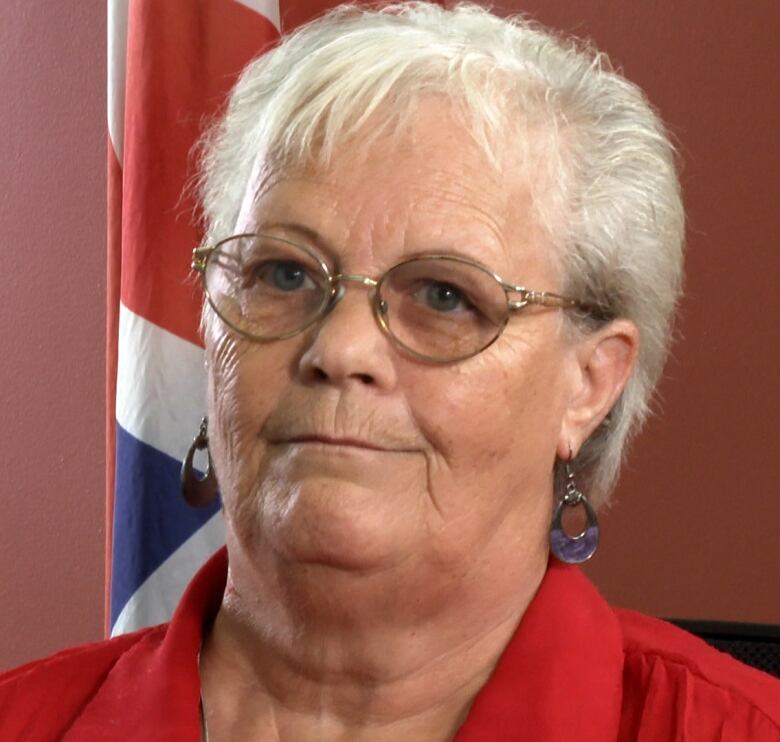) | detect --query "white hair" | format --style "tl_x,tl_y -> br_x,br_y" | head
196,2 -> 685,507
